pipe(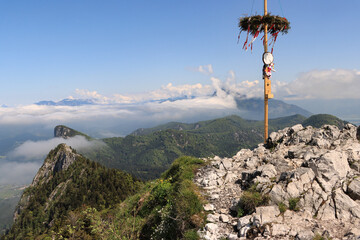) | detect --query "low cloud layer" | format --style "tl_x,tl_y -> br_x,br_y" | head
279,69 -> 360,100
0,160 -> 41,185
0,136 -> 105,184
9,136 -> 105,161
